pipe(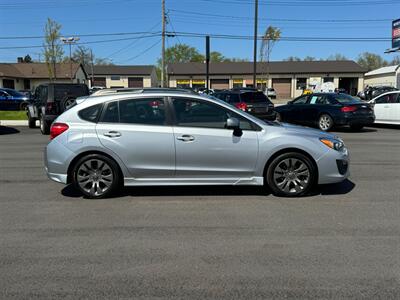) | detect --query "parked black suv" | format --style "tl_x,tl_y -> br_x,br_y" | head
213,88 -> 276,120
27,83 -> 89,134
